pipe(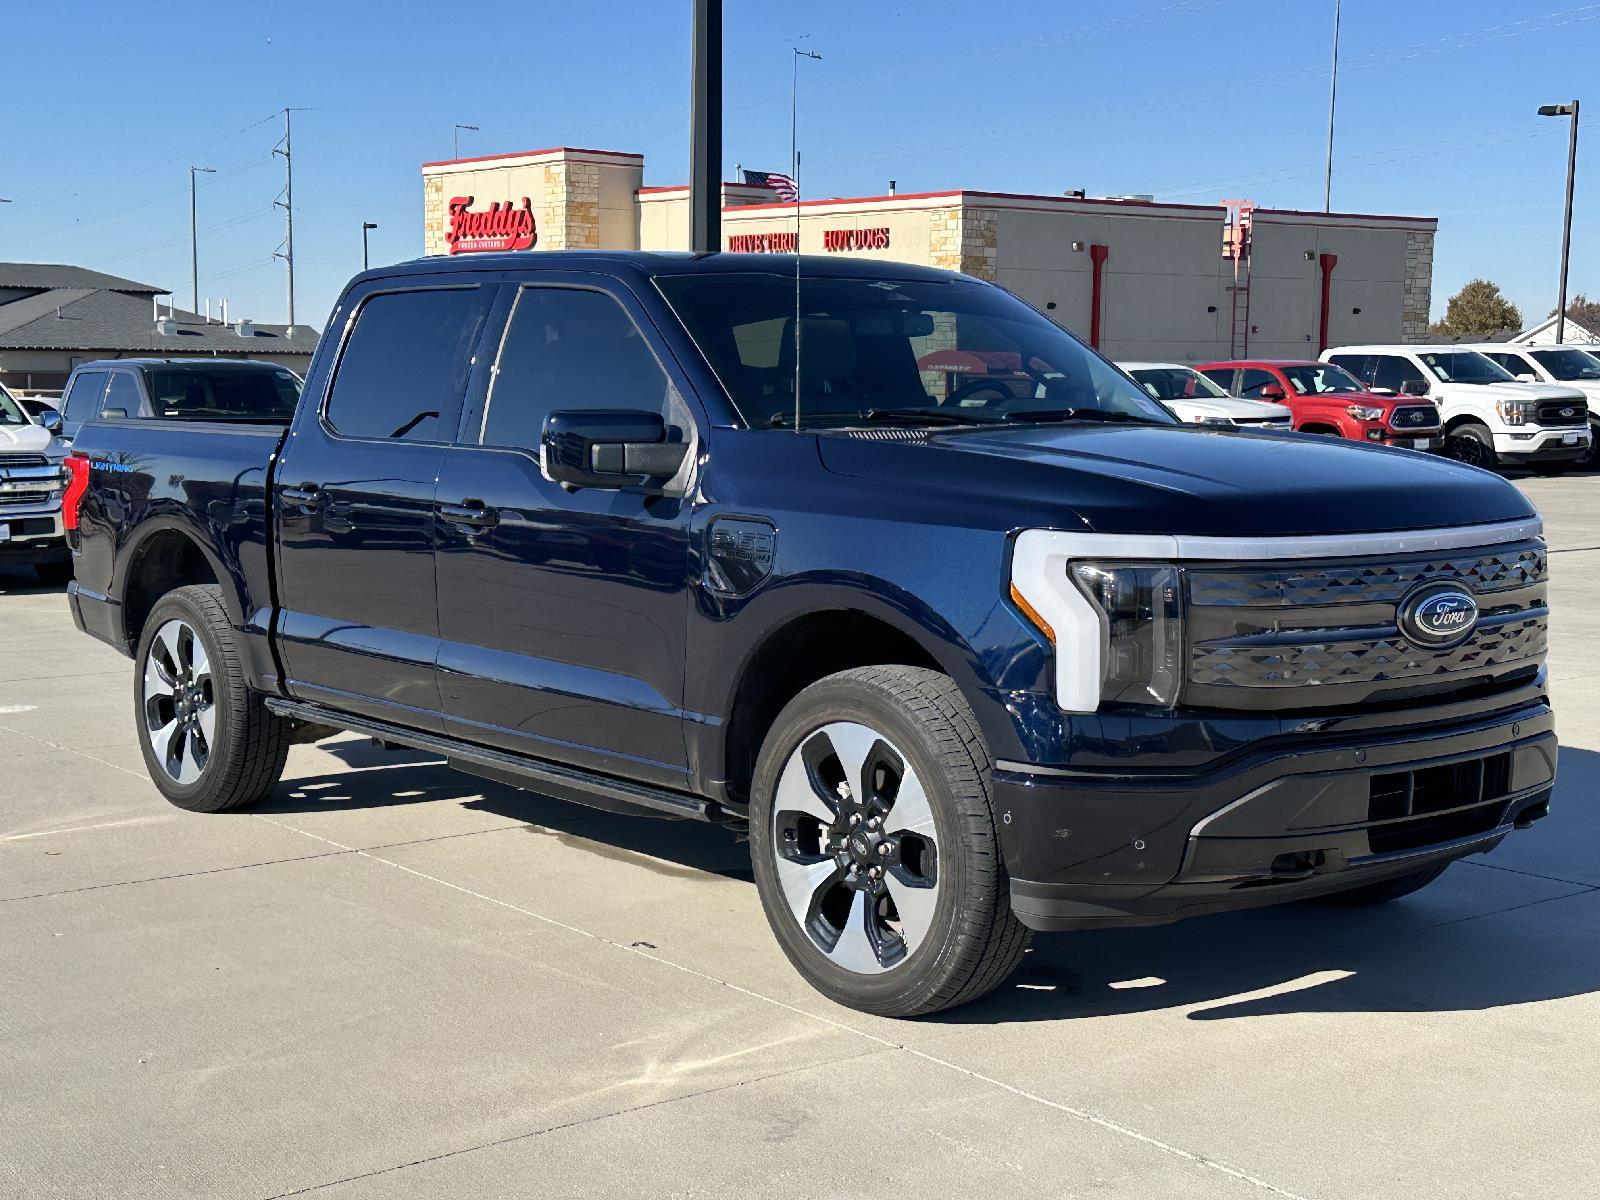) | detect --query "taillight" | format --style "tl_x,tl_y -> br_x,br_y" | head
62,453 -> 91,531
